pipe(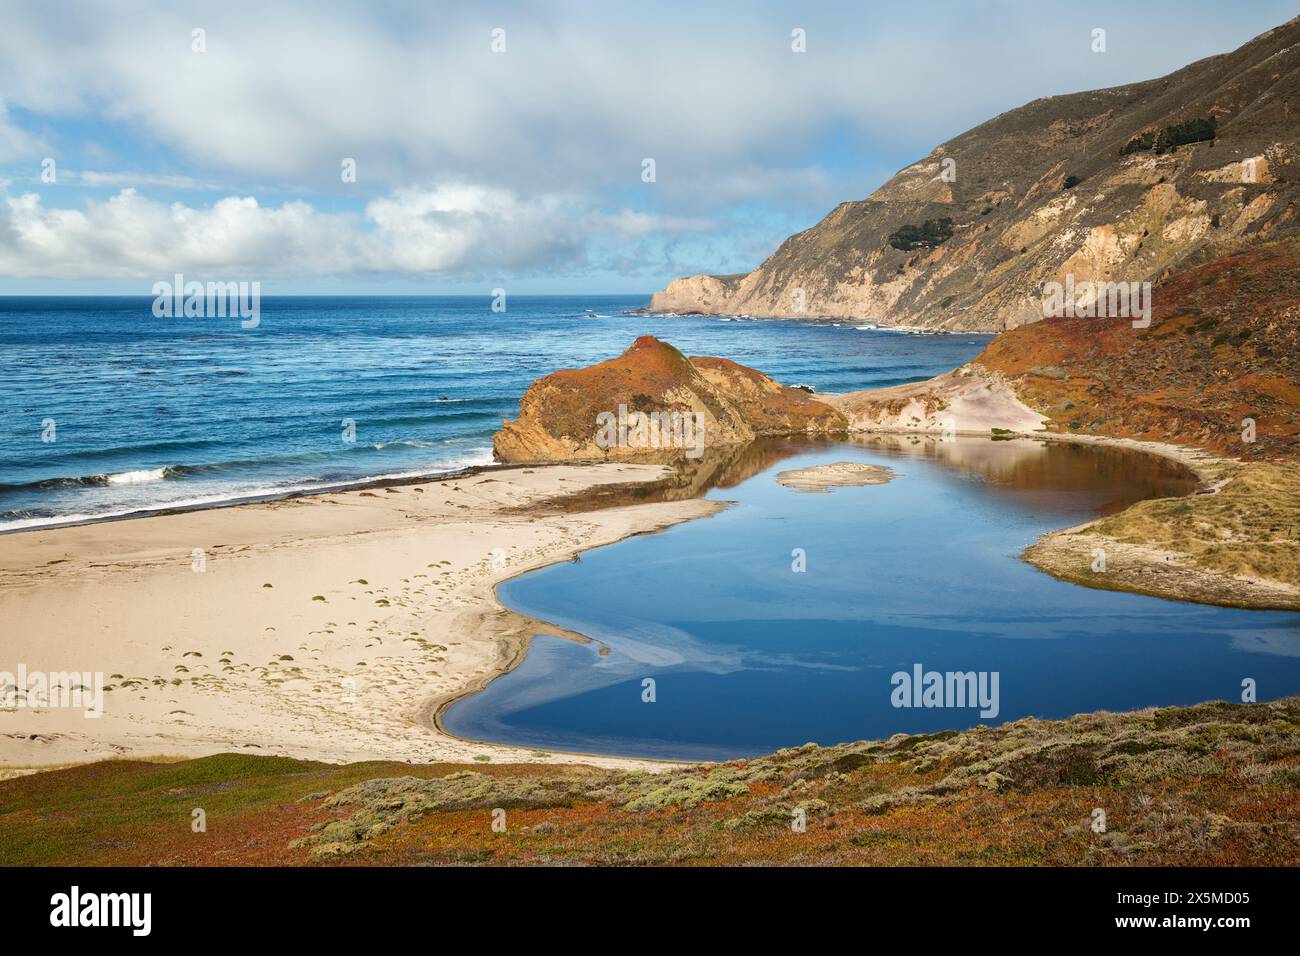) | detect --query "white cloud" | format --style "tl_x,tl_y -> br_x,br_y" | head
71,170 -> 221,191
0,2 -> 1267,197
363,184 -> 576,272
585,210 -> 714,237
0,1 -> 1286,282
0,183 -> 713,279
